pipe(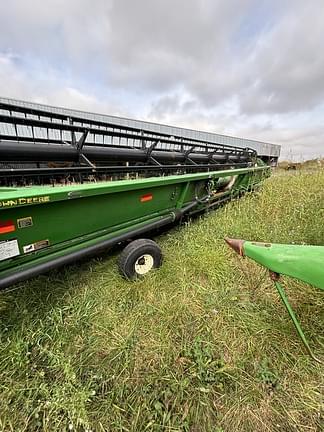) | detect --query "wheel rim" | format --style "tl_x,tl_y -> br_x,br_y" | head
134,254 -> 154,275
